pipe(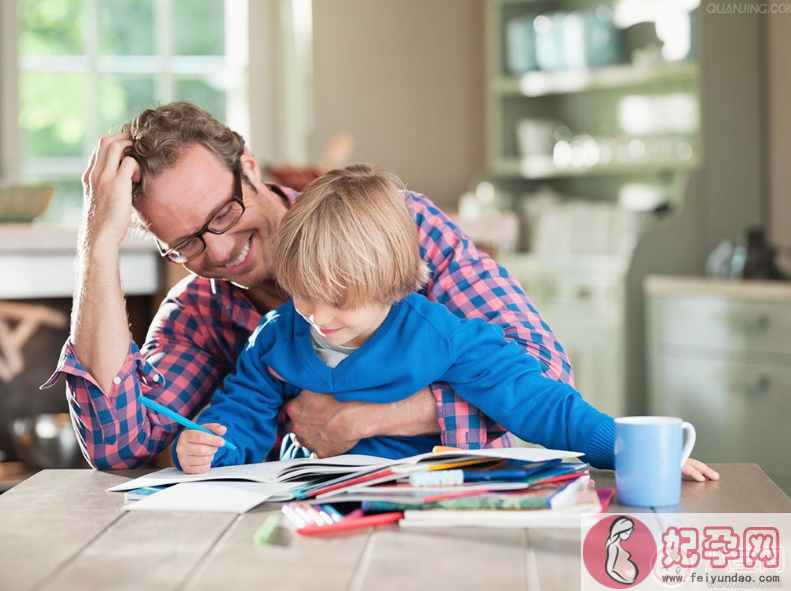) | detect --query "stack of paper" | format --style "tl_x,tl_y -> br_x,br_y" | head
301,452 -> 611,528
